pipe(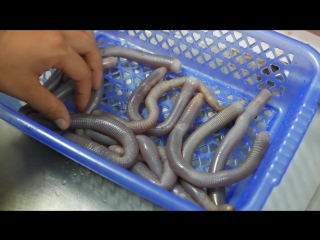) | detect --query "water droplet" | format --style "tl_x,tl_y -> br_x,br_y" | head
73,180 -> 76,183
55,191 -> 61,196
72,169 -> 75,171
81,173 -> 84,176
96,186 -> 98,188
88,171 -> 91,174
73,174 -> 77,177
62,181 -> 67,185
65,171 -> 68,174
103,200 -> 107,203
77,195 -> 79,198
